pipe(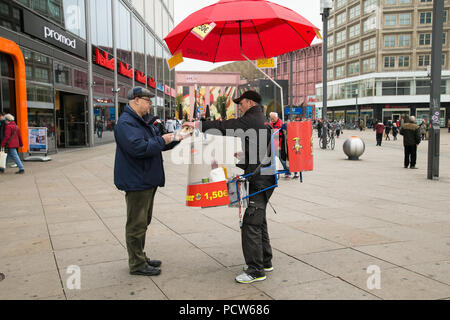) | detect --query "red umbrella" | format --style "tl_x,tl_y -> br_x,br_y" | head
165,0 -> 319,62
